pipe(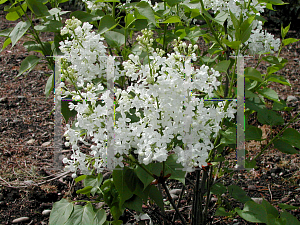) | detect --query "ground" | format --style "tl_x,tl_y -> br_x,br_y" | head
0,7 -> 300,225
